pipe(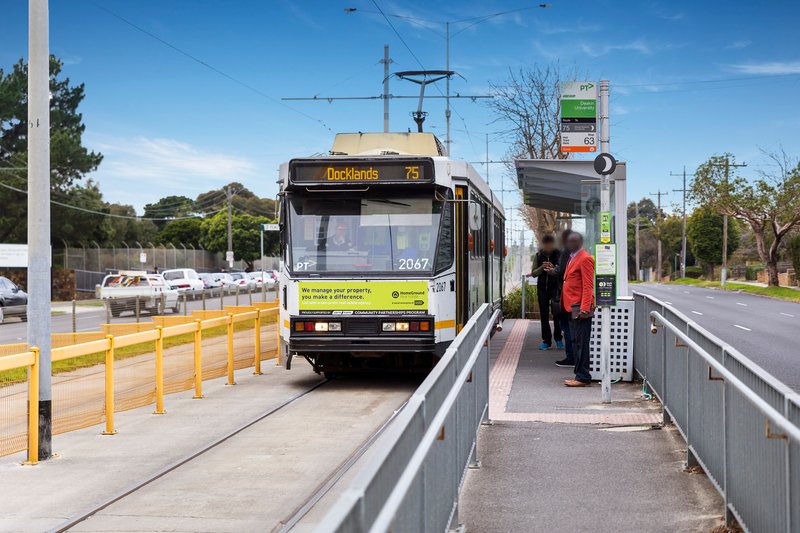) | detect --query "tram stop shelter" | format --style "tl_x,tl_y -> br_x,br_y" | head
514,159 -> 634,381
